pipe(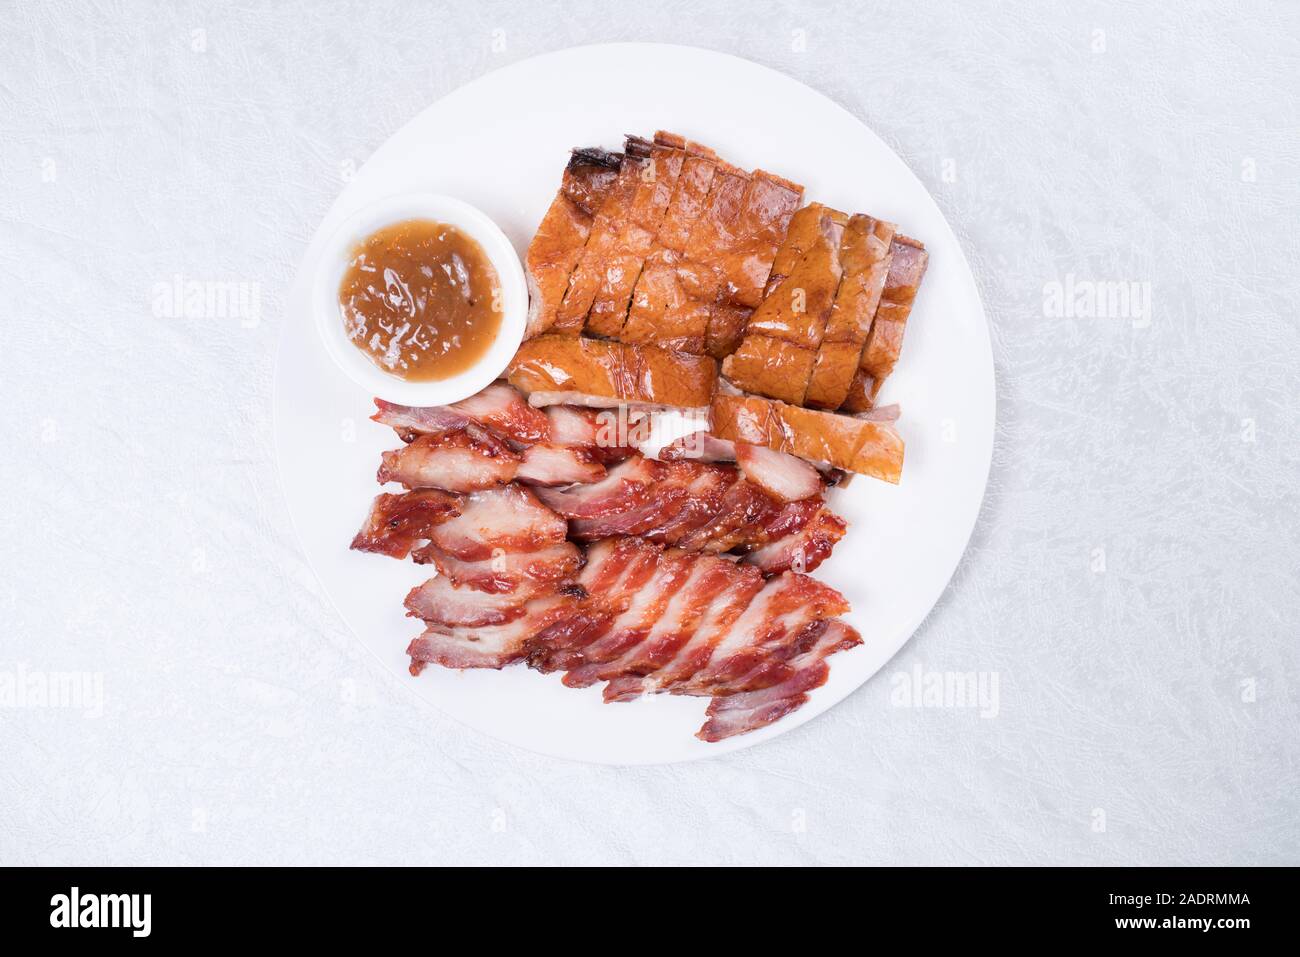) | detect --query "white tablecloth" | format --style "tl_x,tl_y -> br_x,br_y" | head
1,0 -> 1296,865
